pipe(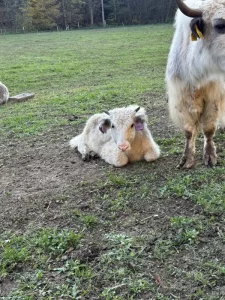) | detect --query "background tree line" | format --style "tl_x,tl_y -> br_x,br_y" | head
0,0 -> 177,32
